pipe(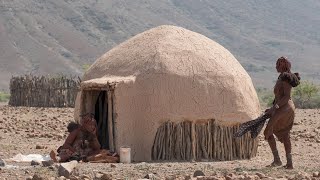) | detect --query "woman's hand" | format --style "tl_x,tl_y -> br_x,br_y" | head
265,106 -> 275,116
